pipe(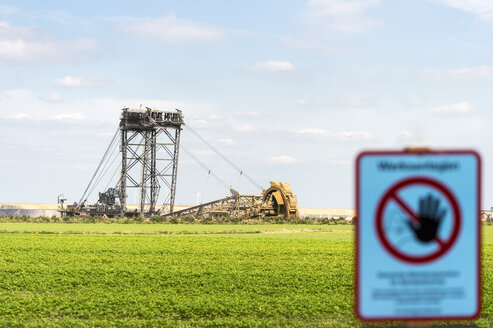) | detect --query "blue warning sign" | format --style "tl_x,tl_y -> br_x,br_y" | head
356,150 -> 481,321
